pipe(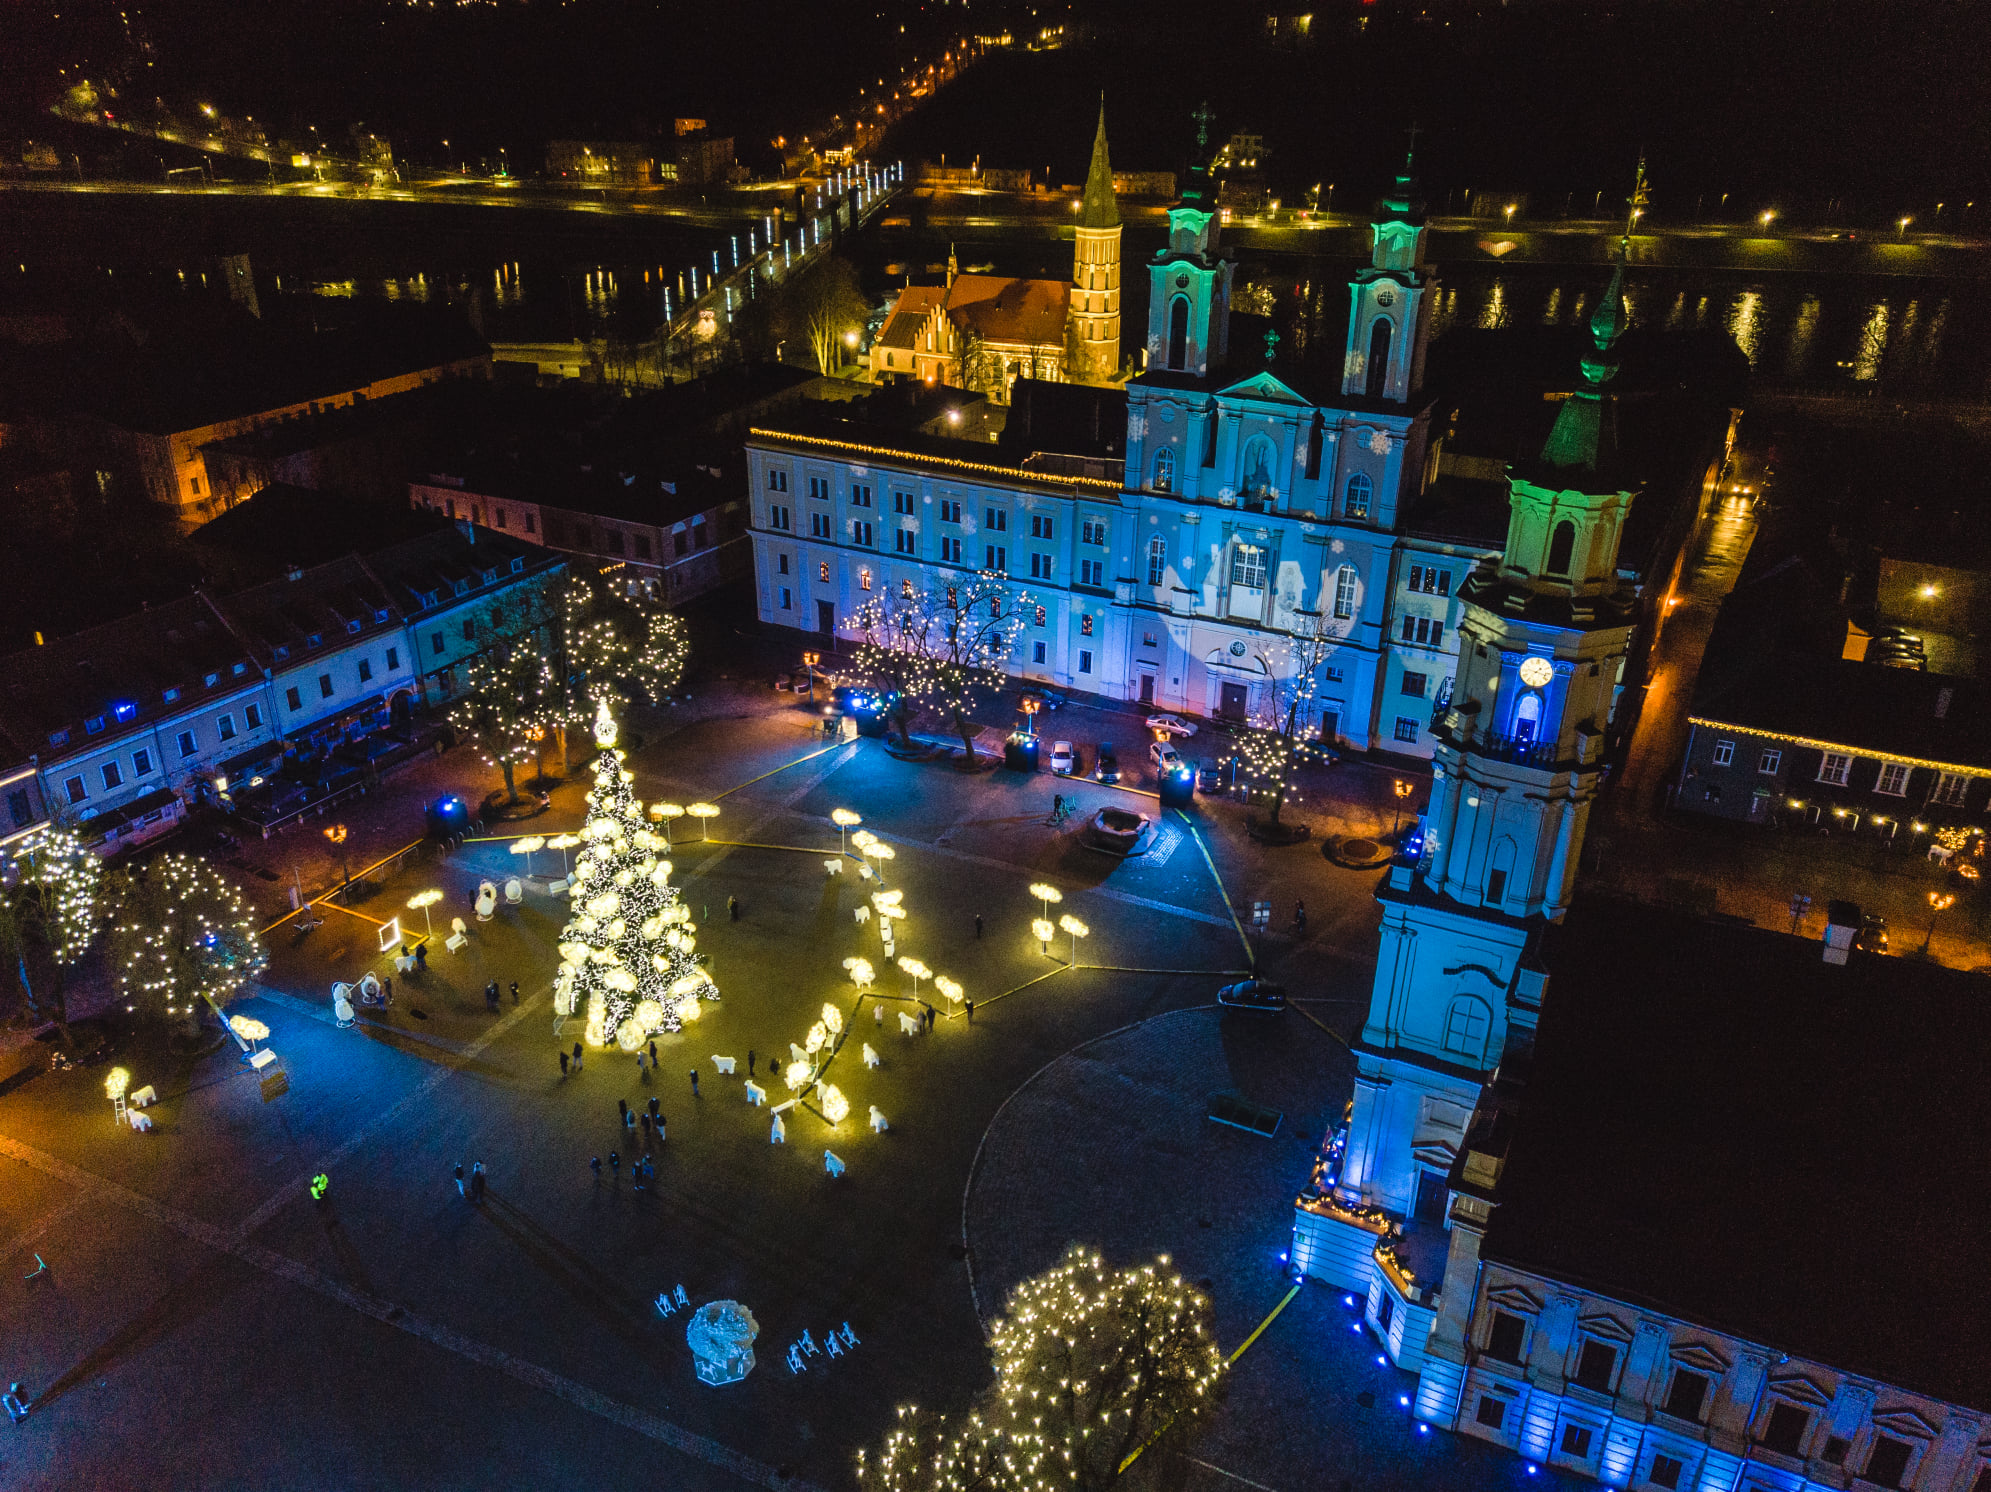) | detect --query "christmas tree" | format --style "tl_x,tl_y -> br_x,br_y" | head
554,700 -> 715,1048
